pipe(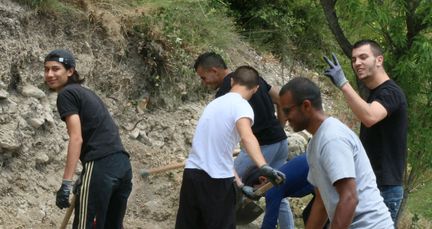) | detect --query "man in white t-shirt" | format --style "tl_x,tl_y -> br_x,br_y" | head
279,77 -> 393,229
175,66 -> 285,229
